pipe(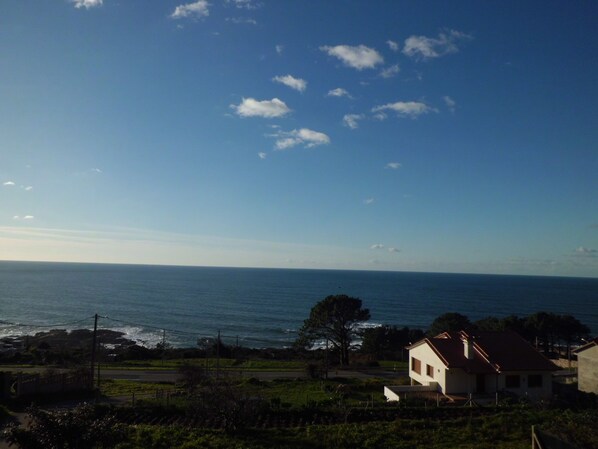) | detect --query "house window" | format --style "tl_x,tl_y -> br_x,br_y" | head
411,357 -> 421,375
528,375 -> 543,387
426,364 -> 434,378
505,375 -> 520,388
